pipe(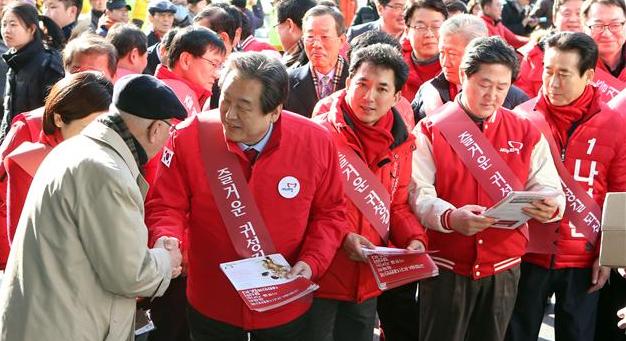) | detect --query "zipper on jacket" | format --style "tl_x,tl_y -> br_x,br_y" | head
559,120 -> 582,161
